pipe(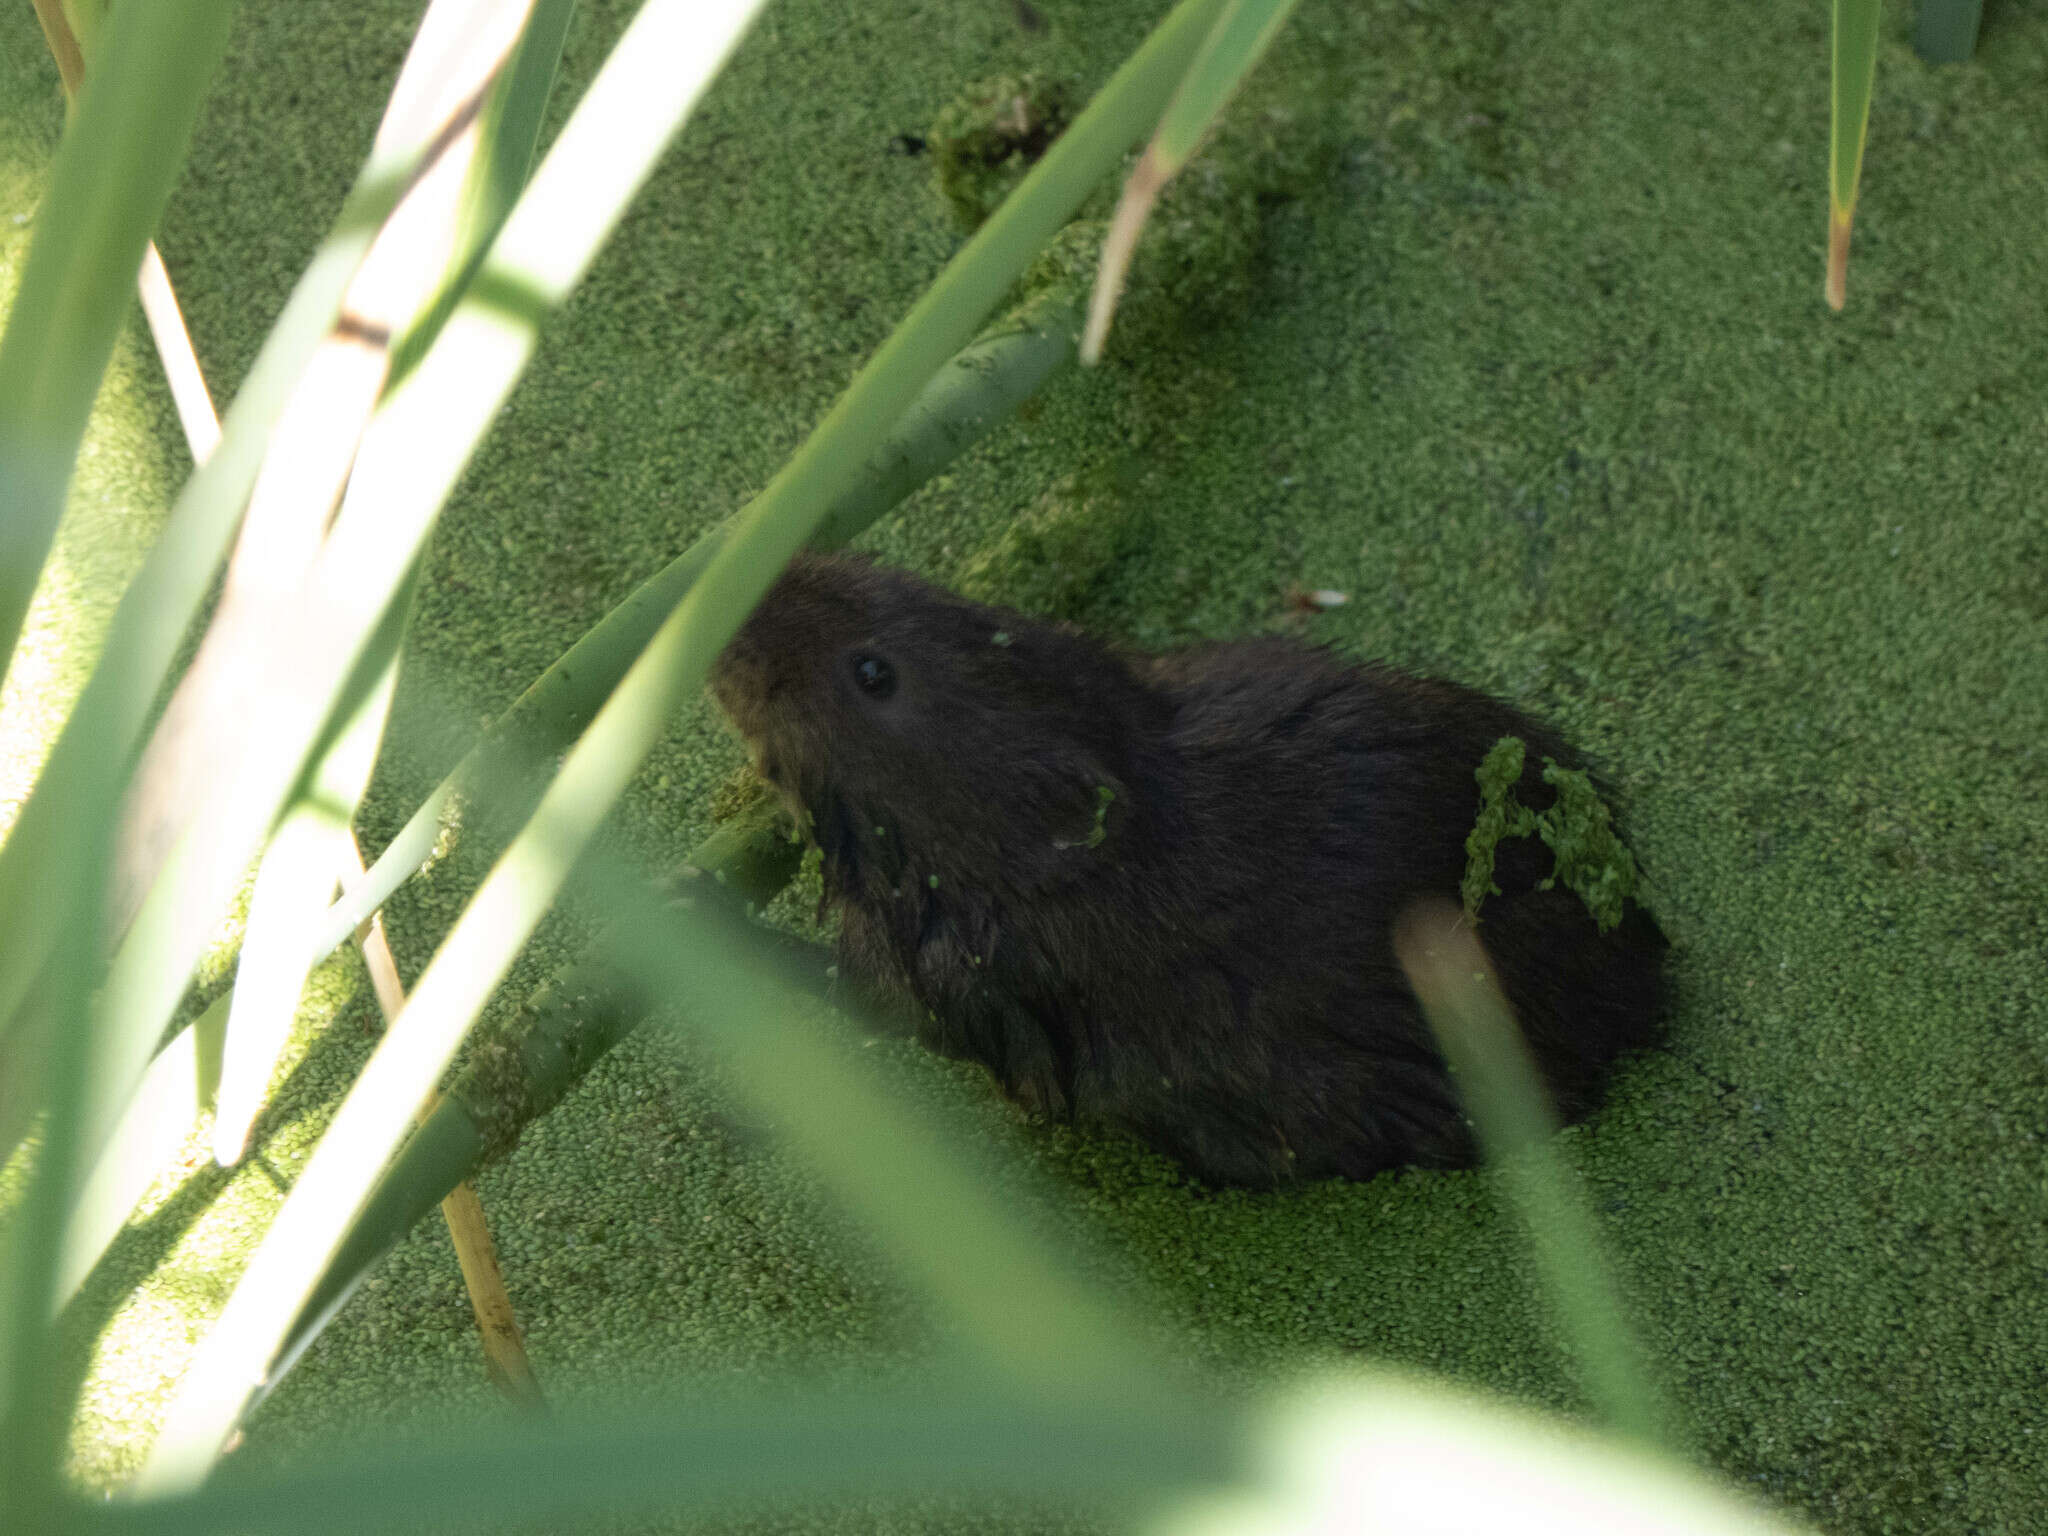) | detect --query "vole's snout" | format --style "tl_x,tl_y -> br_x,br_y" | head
711,626 -> 812,809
